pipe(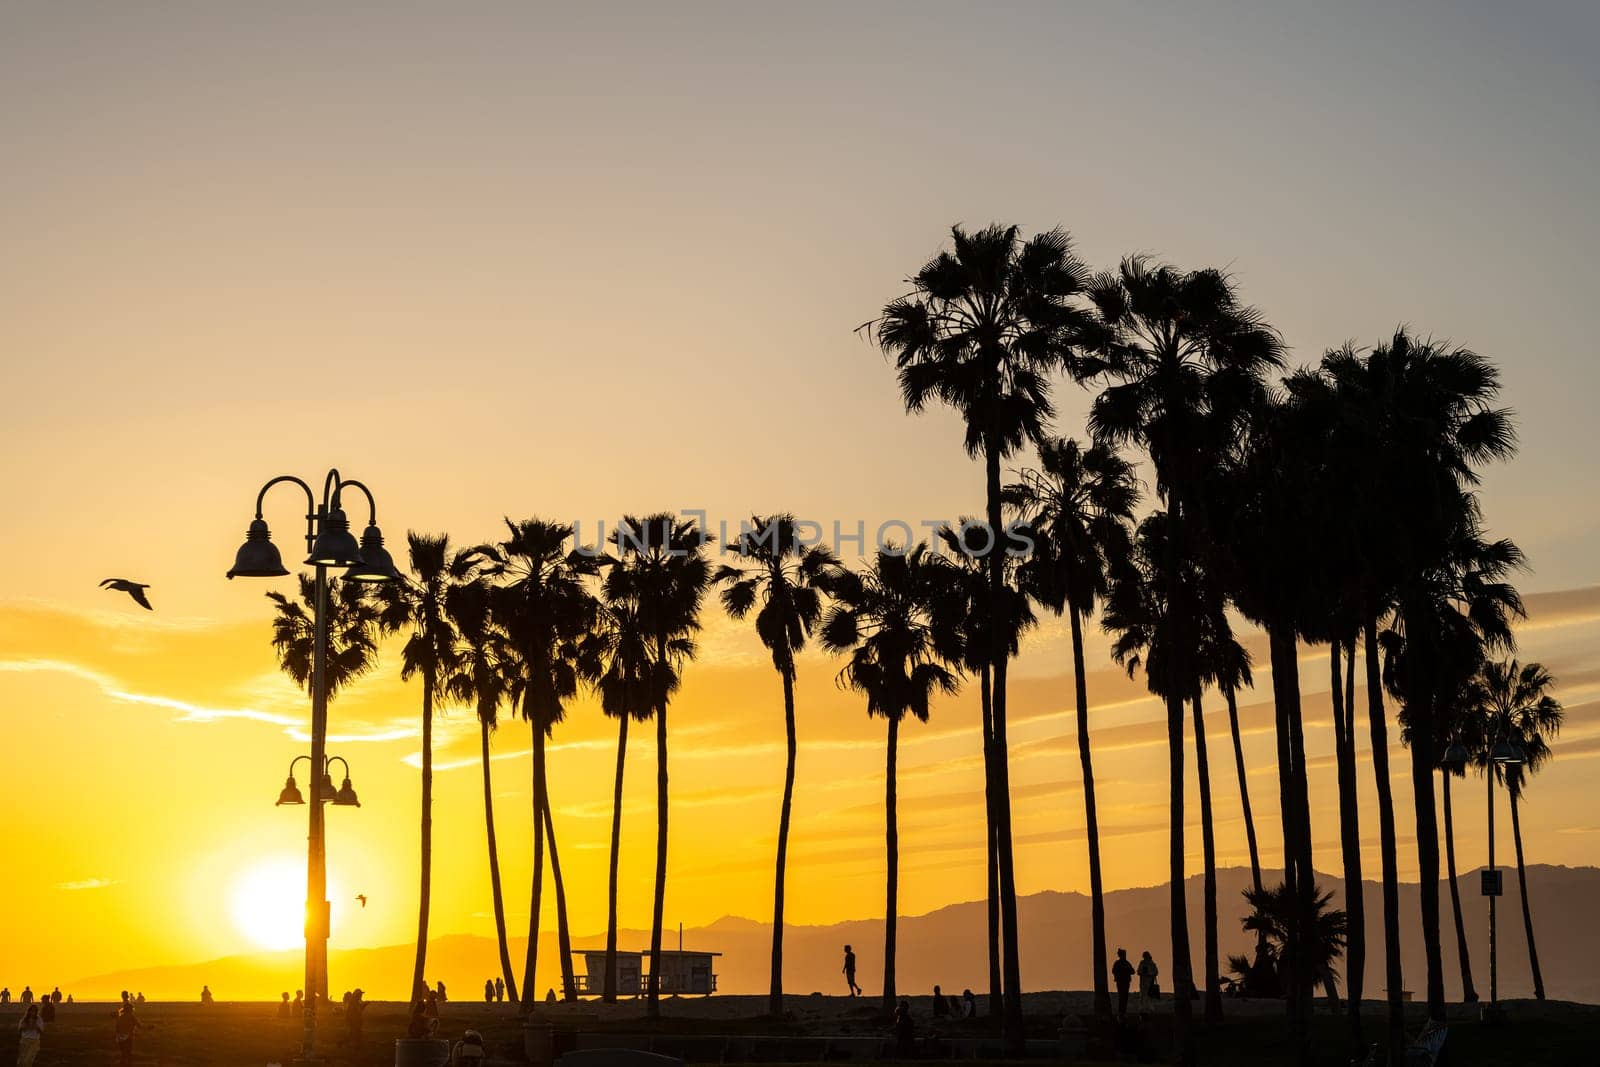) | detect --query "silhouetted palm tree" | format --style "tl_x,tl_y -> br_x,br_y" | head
267,574 -> 380,699
581,582 -> 678,1003
1085,257 -> 1284,1066
444,570 -> 520,1005
716,515 -> 839,1015
1242,882 -> 1349,1006
375,533 -> 462,1003
472,518 -> 600,1012
607,514 -> 712,1019
933,520 -> 1034,1020
1007,437 -> 1137,1020
821,543 -> 961,1016
1476,658 -> 1563,1000
870,224 -> 1097,1050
